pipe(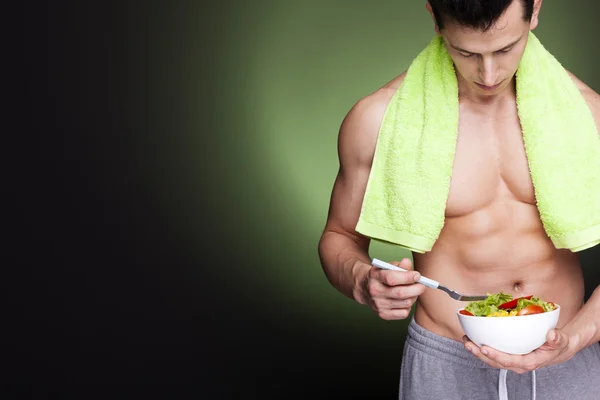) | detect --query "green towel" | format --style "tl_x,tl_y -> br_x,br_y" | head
355,32 -> 600,253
